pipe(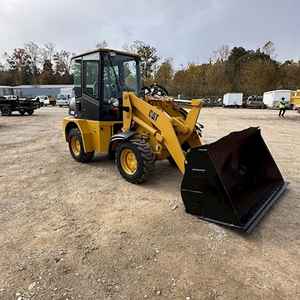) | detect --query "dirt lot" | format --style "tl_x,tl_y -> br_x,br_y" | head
0,107 -> 299,300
